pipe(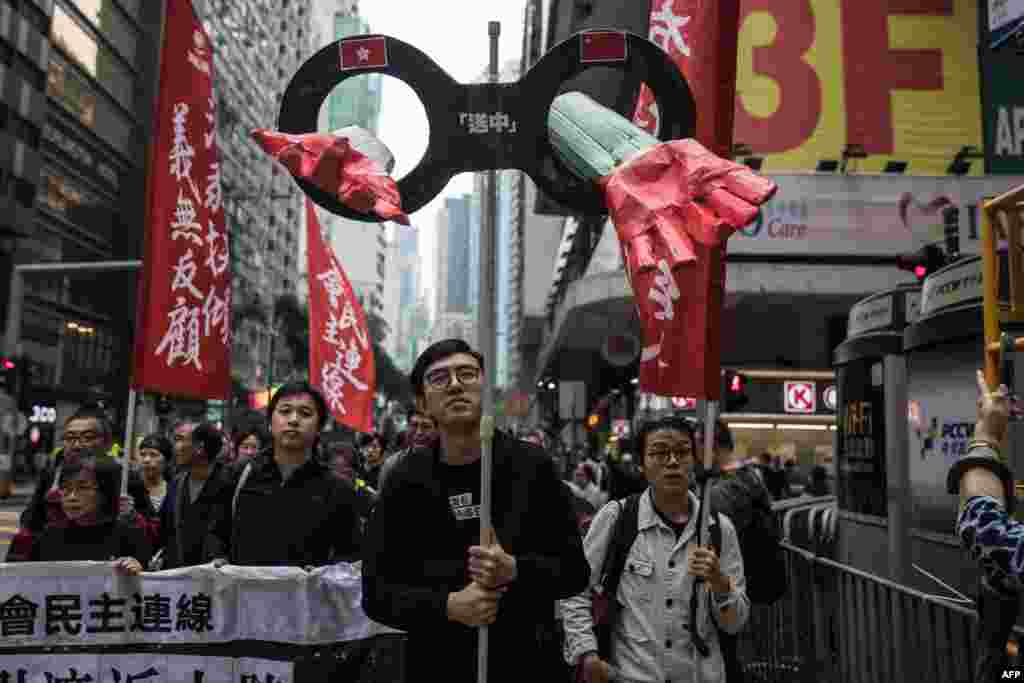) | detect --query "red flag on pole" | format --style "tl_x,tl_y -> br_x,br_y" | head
306,200 -> 375,433
624,0 -> 744,399
132,0 -> 231,399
